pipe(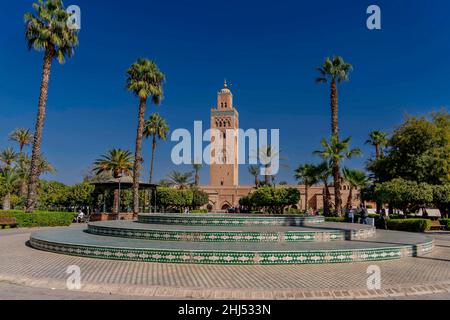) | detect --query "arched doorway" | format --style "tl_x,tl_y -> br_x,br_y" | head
221,204 -> 231,211
207,204 -> 214,213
